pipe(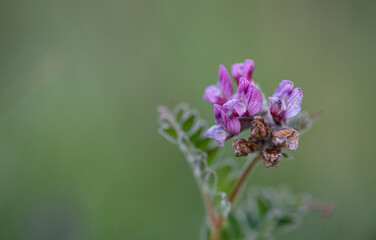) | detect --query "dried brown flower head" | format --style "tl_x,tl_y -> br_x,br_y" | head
232,139 -> 258,157
272,128 -> 299,151
263,148 -> 282,168
251,116 -> 270,138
